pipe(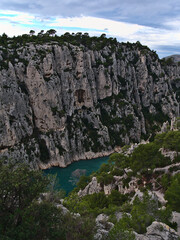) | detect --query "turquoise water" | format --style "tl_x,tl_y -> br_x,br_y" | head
44,156 -> 109,195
